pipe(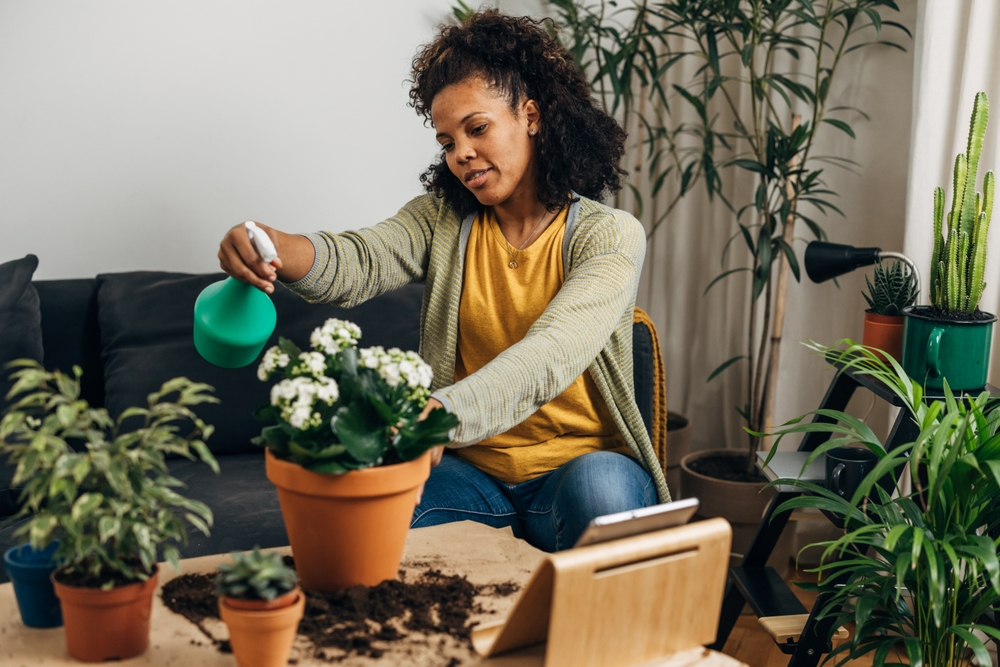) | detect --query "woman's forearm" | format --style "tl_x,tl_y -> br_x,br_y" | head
273,231 -> 316,284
